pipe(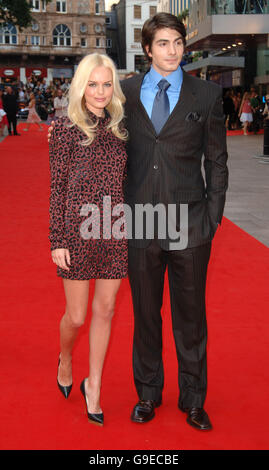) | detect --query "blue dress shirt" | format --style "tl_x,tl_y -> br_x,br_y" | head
140,65 -> 183,118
